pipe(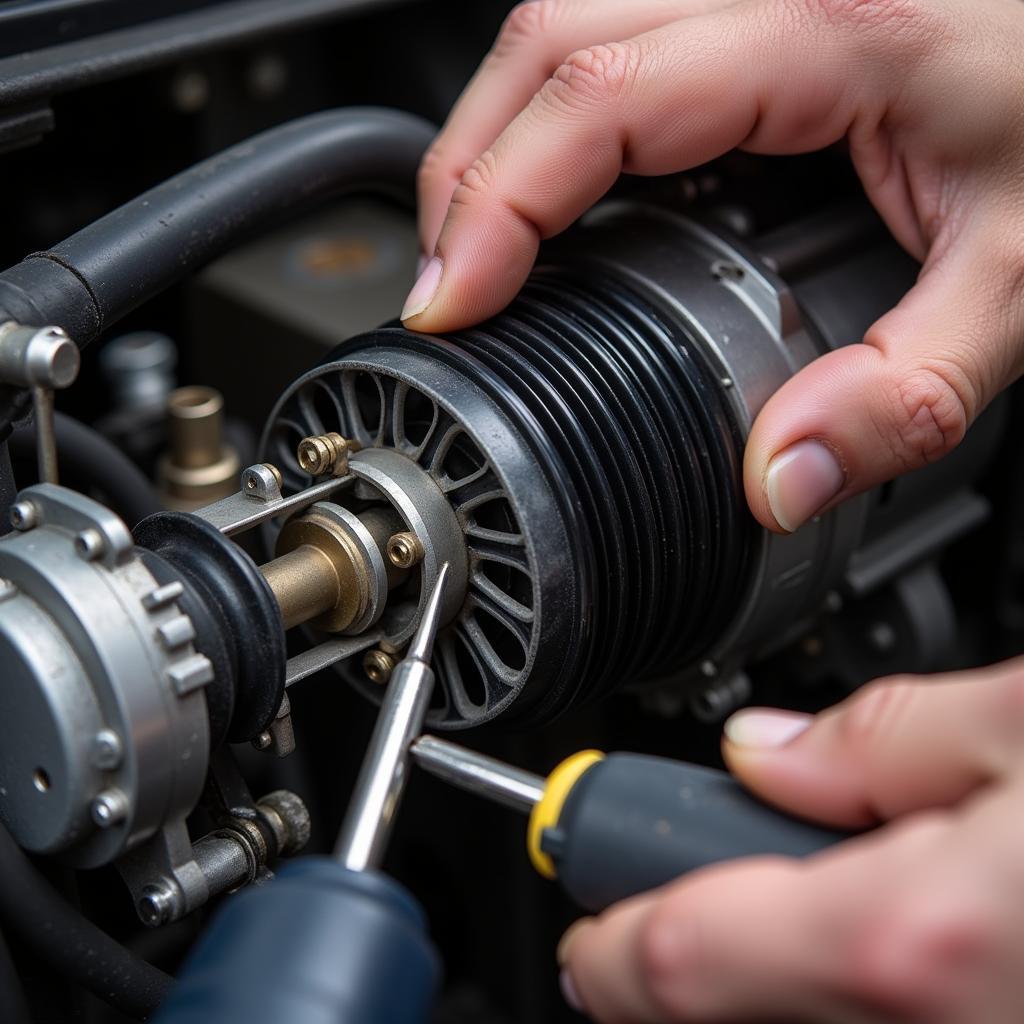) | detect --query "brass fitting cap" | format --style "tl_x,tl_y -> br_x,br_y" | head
158,386 -> 240,510
297,433 -> 351,477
